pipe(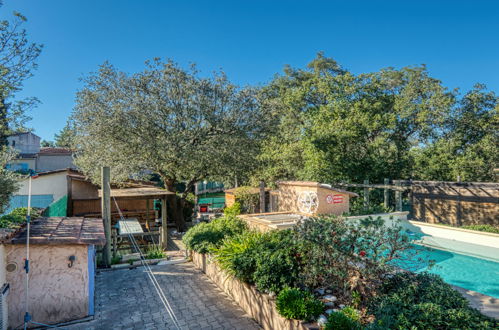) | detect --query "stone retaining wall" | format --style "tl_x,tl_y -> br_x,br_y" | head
191,252 -> 318,330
